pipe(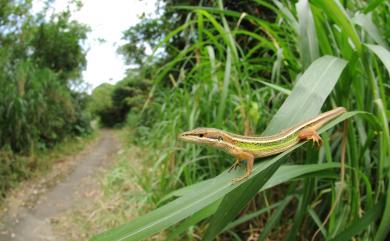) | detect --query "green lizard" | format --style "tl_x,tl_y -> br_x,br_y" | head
179,107 -> 346,182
